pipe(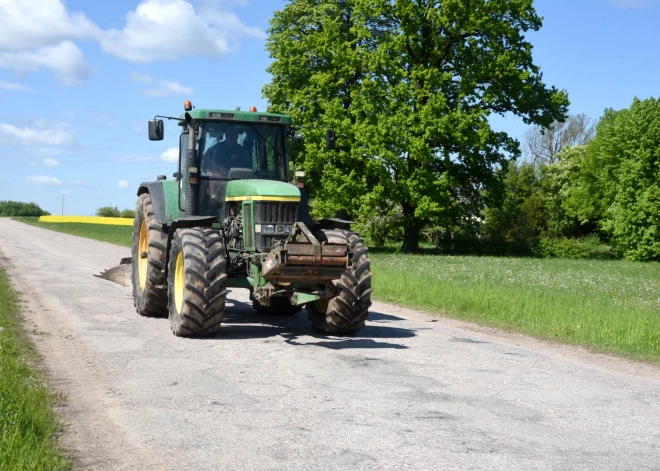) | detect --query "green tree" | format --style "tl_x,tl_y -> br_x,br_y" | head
96,206 -> 120,218
0,201 -> 50,217
591,98 -> 660,261
120,209 -> 135,219
482,162 -> 547,255
541,145 -> 590,238
264,0 -> 569,252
